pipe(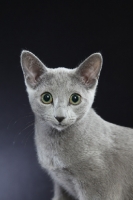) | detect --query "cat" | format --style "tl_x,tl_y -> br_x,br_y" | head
21,50 -> 133,200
